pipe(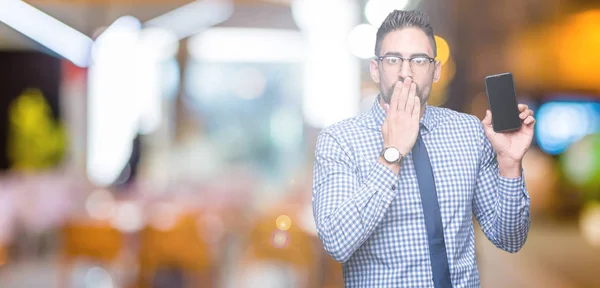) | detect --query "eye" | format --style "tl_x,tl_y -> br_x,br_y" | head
411,57 -> 428,65
386,57 -> 400,65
